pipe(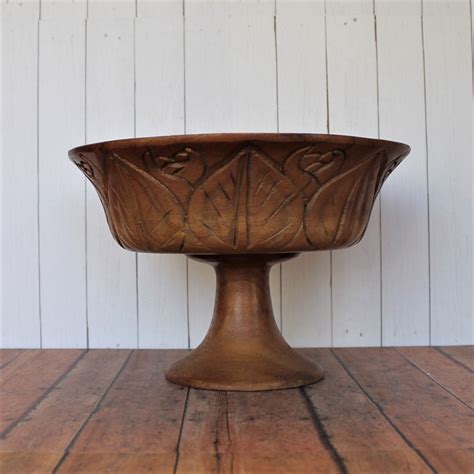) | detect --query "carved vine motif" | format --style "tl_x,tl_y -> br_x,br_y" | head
91,144 -> 398,252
